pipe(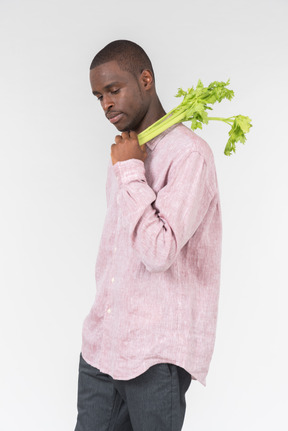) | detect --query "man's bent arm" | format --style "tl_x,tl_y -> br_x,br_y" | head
113,149 -> 216,272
